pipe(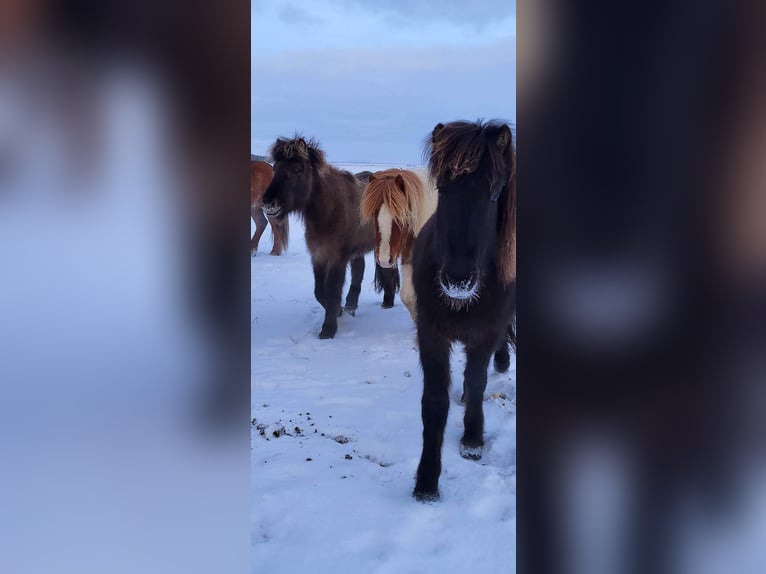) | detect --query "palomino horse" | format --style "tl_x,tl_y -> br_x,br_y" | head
251,160 -> 289,256
412,120 -> 516,501
360,168 -> 437,321
261,136 -> 399,339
